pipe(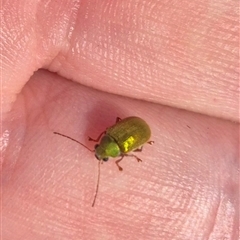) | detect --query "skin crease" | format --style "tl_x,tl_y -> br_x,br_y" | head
1,0 -> 239,239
